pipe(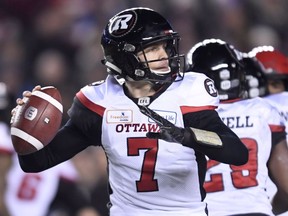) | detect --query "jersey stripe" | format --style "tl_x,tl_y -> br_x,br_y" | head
76,91 -> 105,116
269,124 -> 285,132
180,105 -> 217,114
